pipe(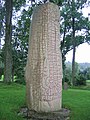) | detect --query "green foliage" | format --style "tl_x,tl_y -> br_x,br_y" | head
75,71 -> 86,86
13,0 -> 26,11
0,66 -> 4,80
61,0 -> 90,85
64,62 -> 90,86
85,67 -> 90,80
12,5 -> 33,83
0,50 -> 4,79
49,0 -> 64,5
60,0 -> 89,66
64,62 -> 80,85
0,0 -> 5,41
64,64 -> 72,85
0,0 -> 90,84
0,0 -> 31,83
